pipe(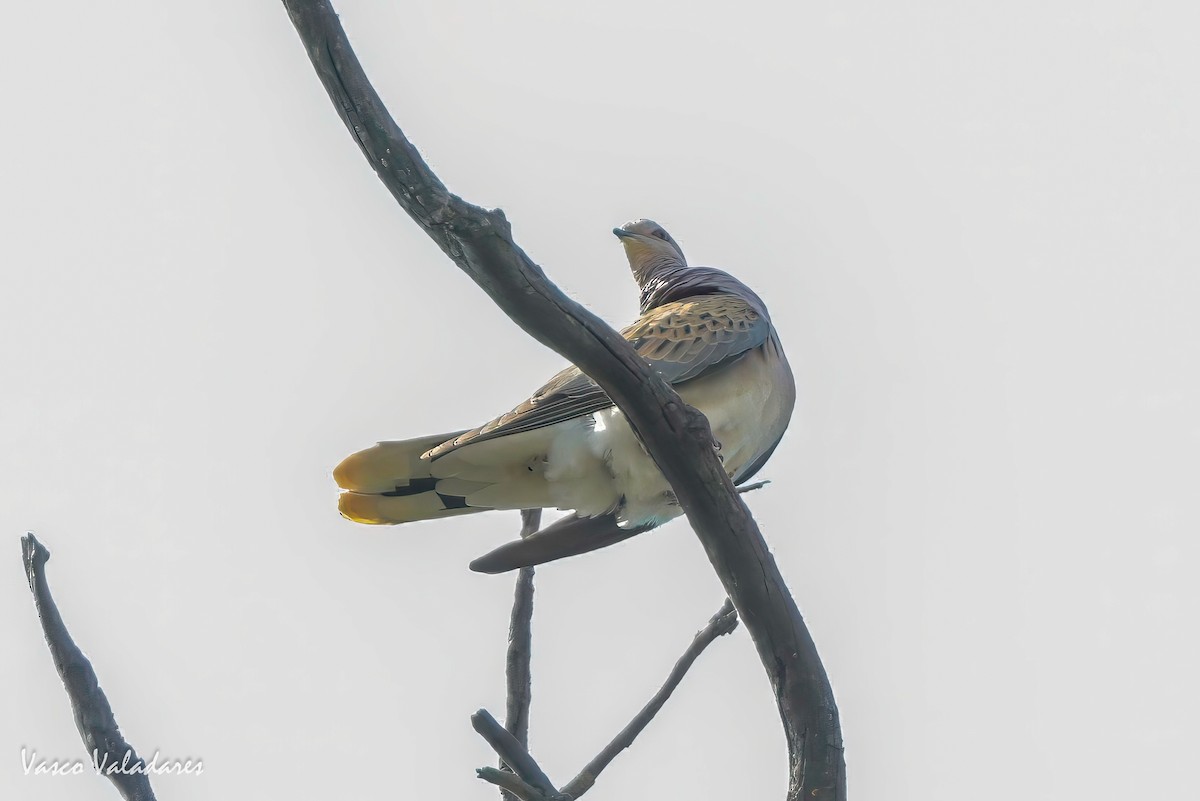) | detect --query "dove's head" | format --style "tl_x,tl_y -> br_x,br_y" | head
613,219 -> 687,286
